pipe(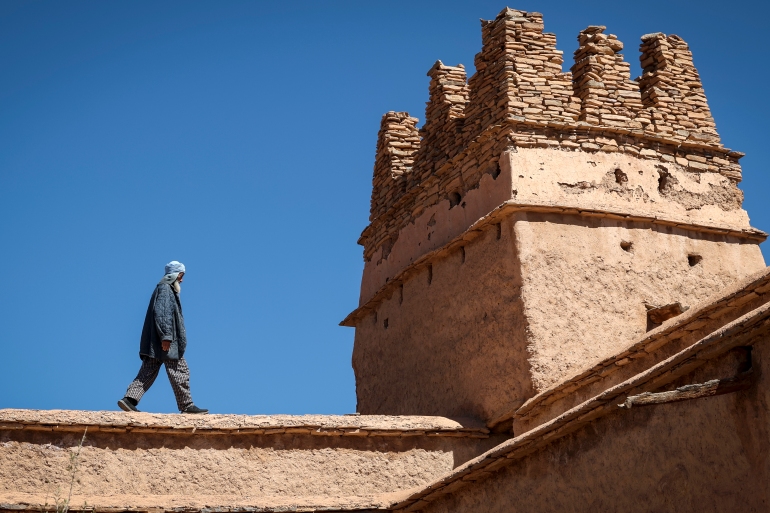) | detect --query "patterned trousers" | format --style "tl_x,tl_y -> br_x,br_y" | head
125,356 -> 193,411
